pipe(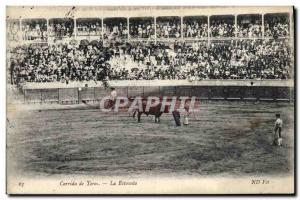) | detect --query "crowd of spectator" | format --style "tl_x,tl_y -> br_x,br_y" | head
49,20 -> 74,38
265,15 -> 290,38
103,21 -> 128,40
237,24 -> 262,38
129,20 -> 155,39
7,20 -> 20,41
8,14 -> 292,84
210,18 -> 235,37
77,20 -> 102,36
9,36 -> 292,85
22,21 -> 47,41
110,39 -> 291,80
183,18 -> 208,38
156,19 -> 181,38
10,42 -> 112,84
236,16 -> 262,38
7,14 -> 291,42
